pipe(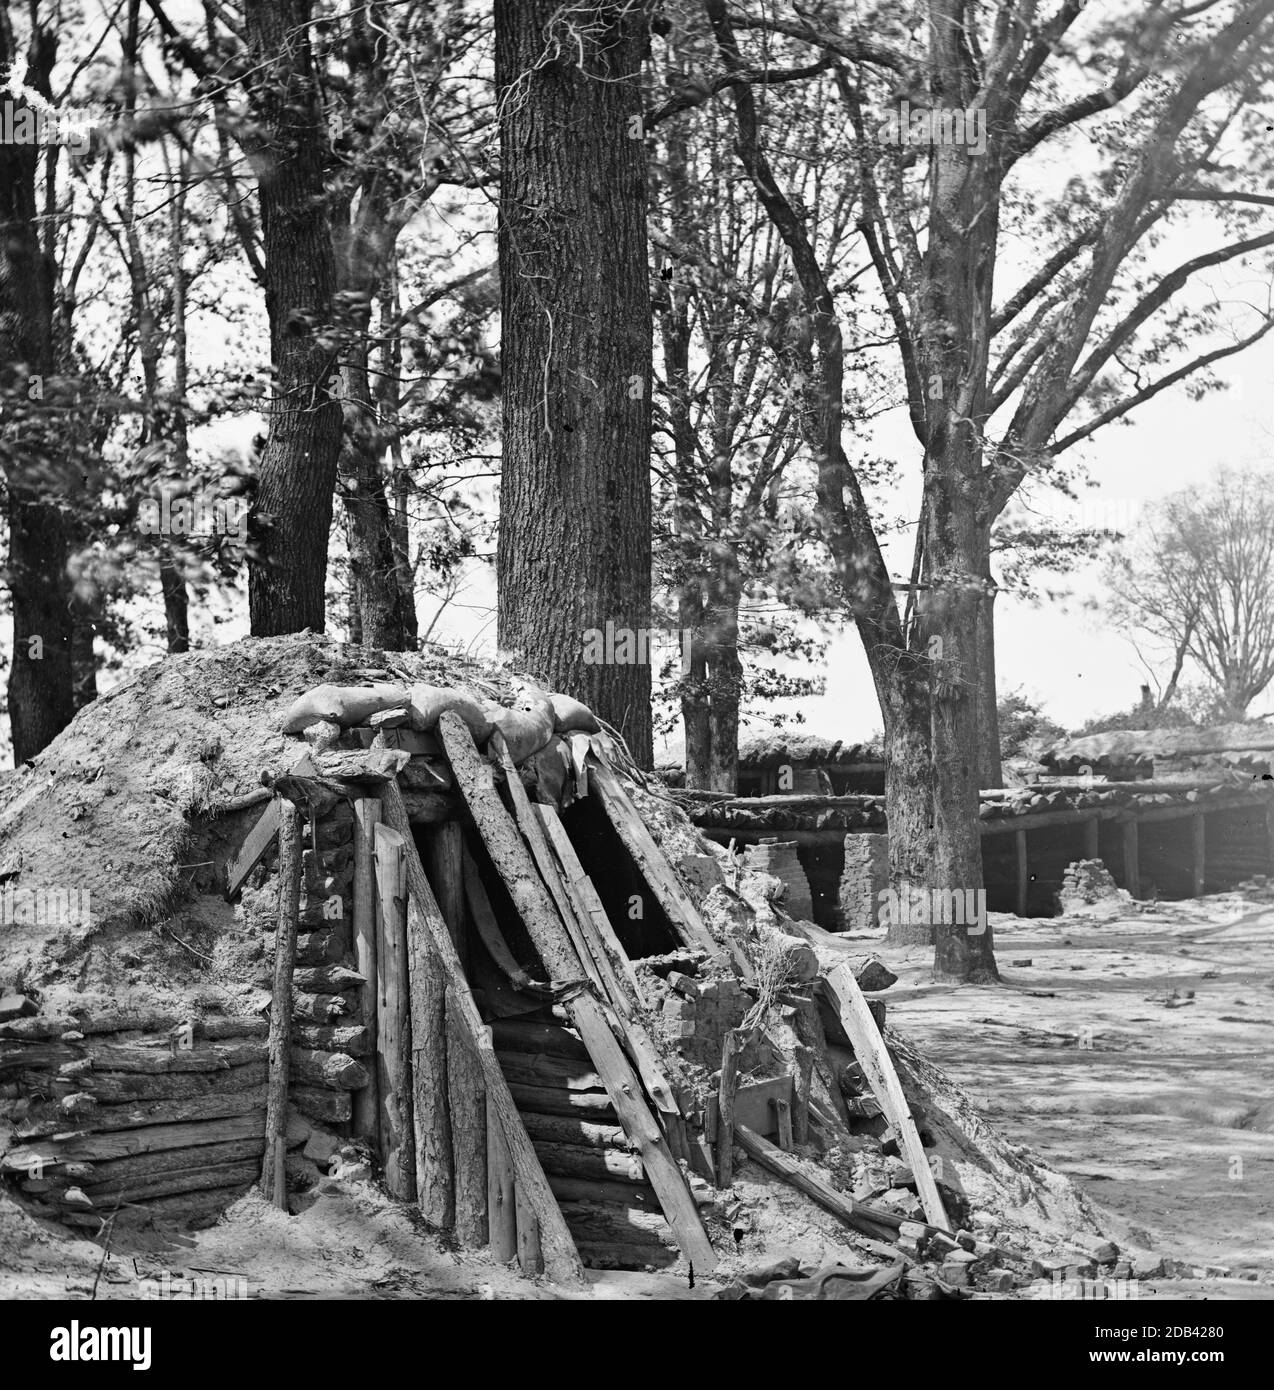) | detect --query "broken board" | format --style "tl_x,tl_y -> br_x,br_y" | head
822,962 -> 950,1231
